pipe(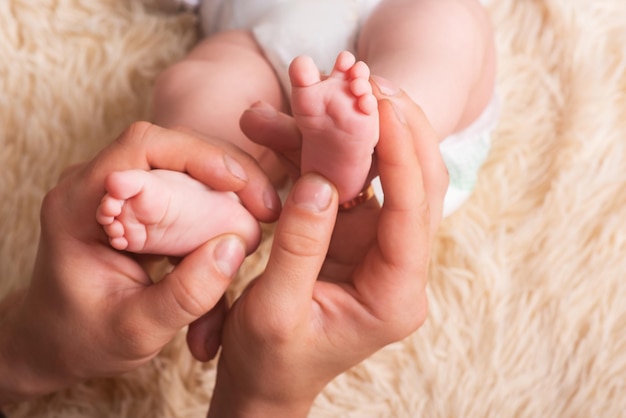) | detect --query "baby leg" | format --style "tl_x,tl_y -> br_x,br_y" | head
96,169 -> 261,257
357,0 -> 496,139
289,51 -> 379,204
153,30 -> 288,185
